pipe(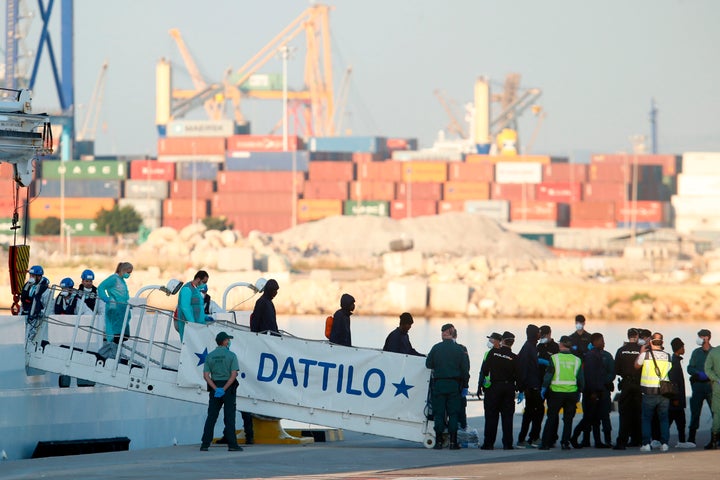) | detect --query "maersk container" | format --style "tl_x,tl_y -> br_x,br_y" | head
34,179 -> 121,198
175,162 -> 220,181
682,152 -> 720,175
343,200 -> 390,217
308,136 -> 387,153
677,174 -> 720,197
119,198 -> 163,218
166,120 -> 235,138
123,180 -> 169,199
224,152 -> 310,172
41,160 -> 128,180
494,162 -> 543,184
464,200 -> 510,222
